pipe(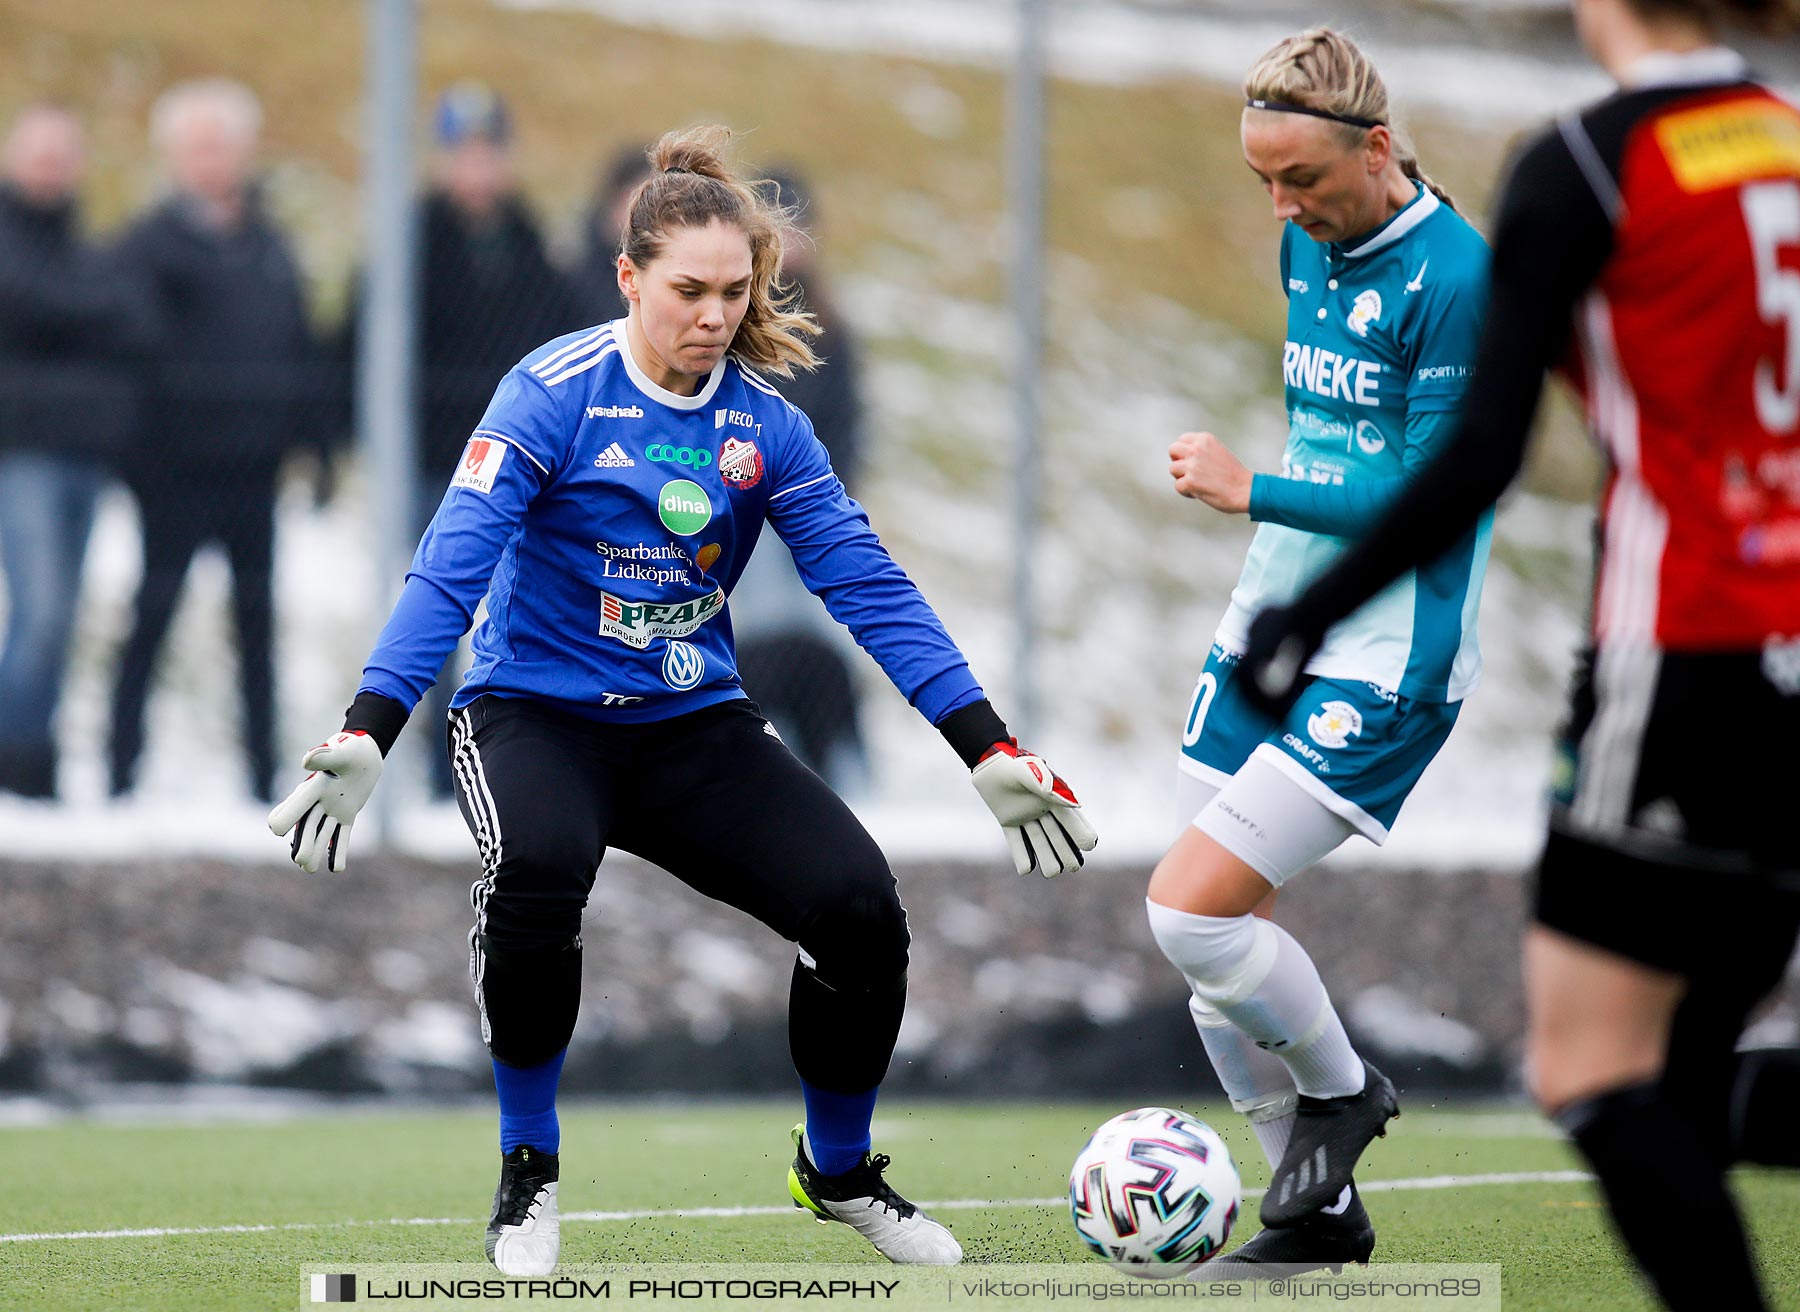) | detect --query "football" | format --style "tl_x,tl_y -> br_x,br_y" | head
1069,1107 -> 1240,1272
